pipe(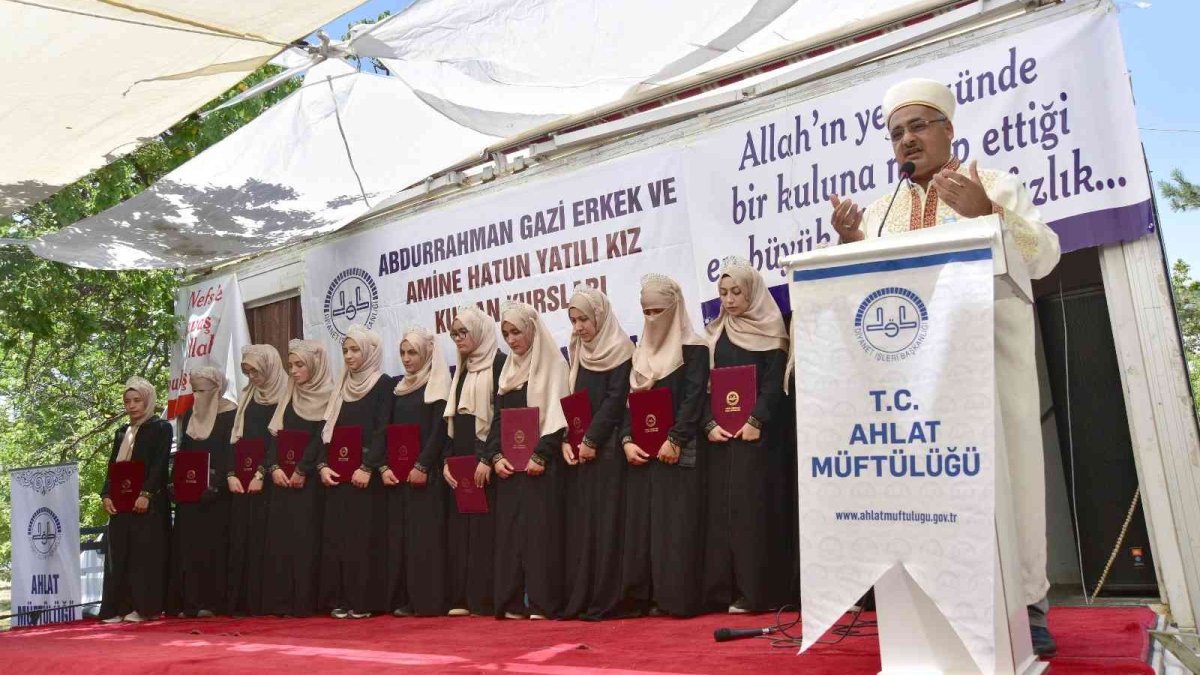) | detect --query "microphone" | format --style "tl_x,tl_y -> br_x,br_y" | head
876,160 -> 916,238
713,625 -> 780,642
